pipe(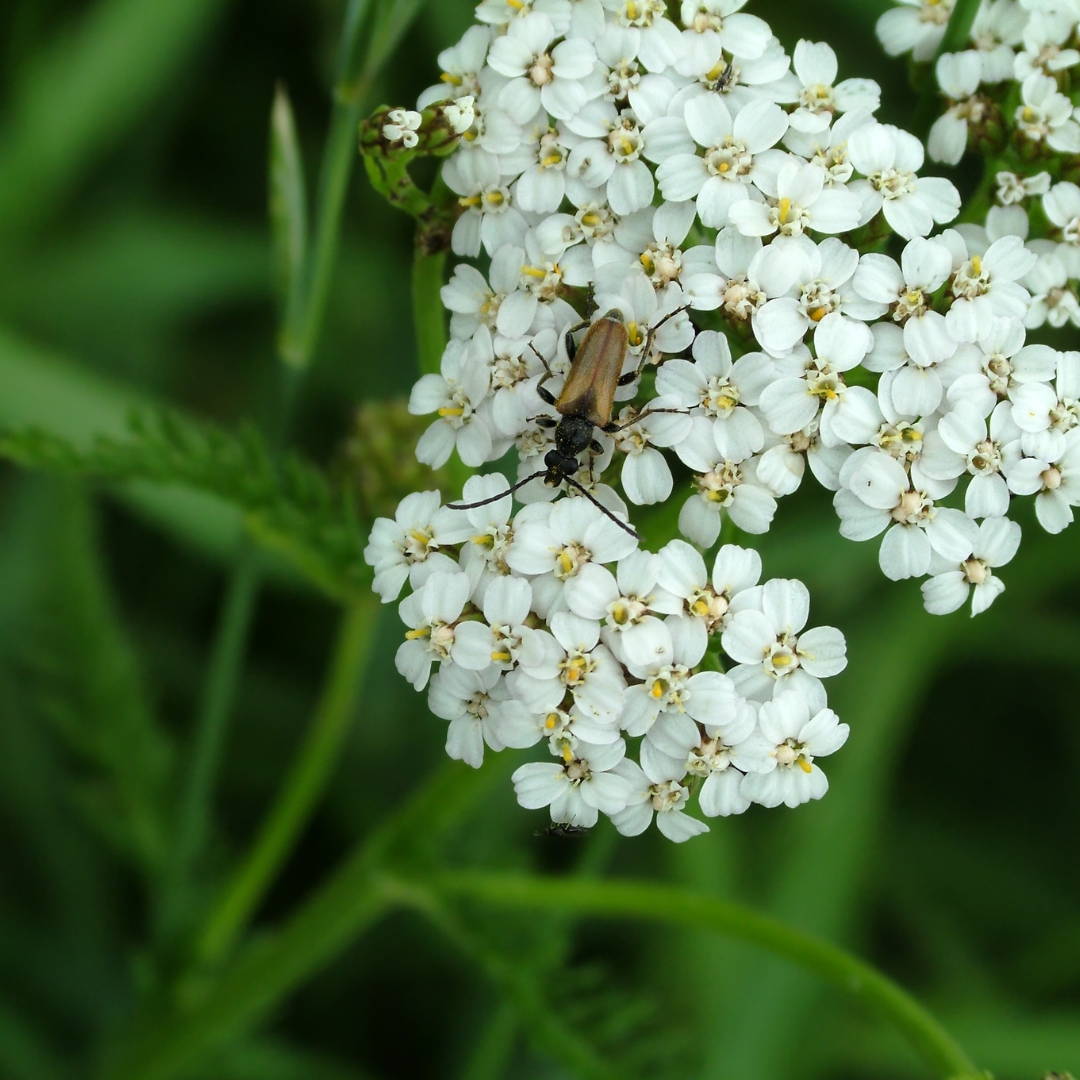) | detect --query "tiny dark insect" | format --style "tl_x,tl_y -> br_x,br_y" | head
534,822 -> 590,838
447,306 -> 687,537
